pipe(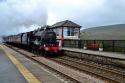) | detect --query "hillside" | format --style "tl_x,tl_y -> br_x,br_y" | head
81,24 -> 125,40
